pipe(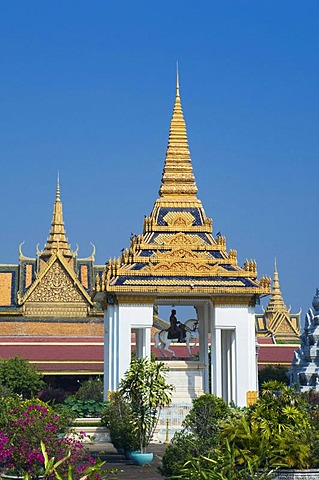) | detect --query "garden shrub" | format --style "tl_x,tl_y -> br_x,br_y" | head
0,399 -> 98,479
75,378 -> 103,402
0,356 -> 44,398
38,385 -> 68,404
101,390 -> 139,451
161,393 -> 233,478
221,381 -> 318,472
